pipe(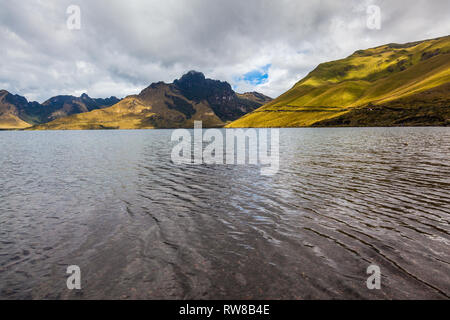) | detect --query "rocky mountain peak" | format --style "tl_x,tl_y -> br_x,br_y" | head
173,71 -> 233,101
176,70 -> 206,84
